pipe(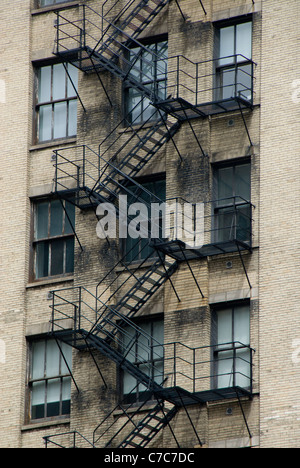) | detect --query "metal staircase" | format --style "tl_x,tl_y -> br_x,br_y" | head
95,116 -> 181,202
91,255 -> 178,343
117,402 -> 178,448
45,0 -> 256,449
